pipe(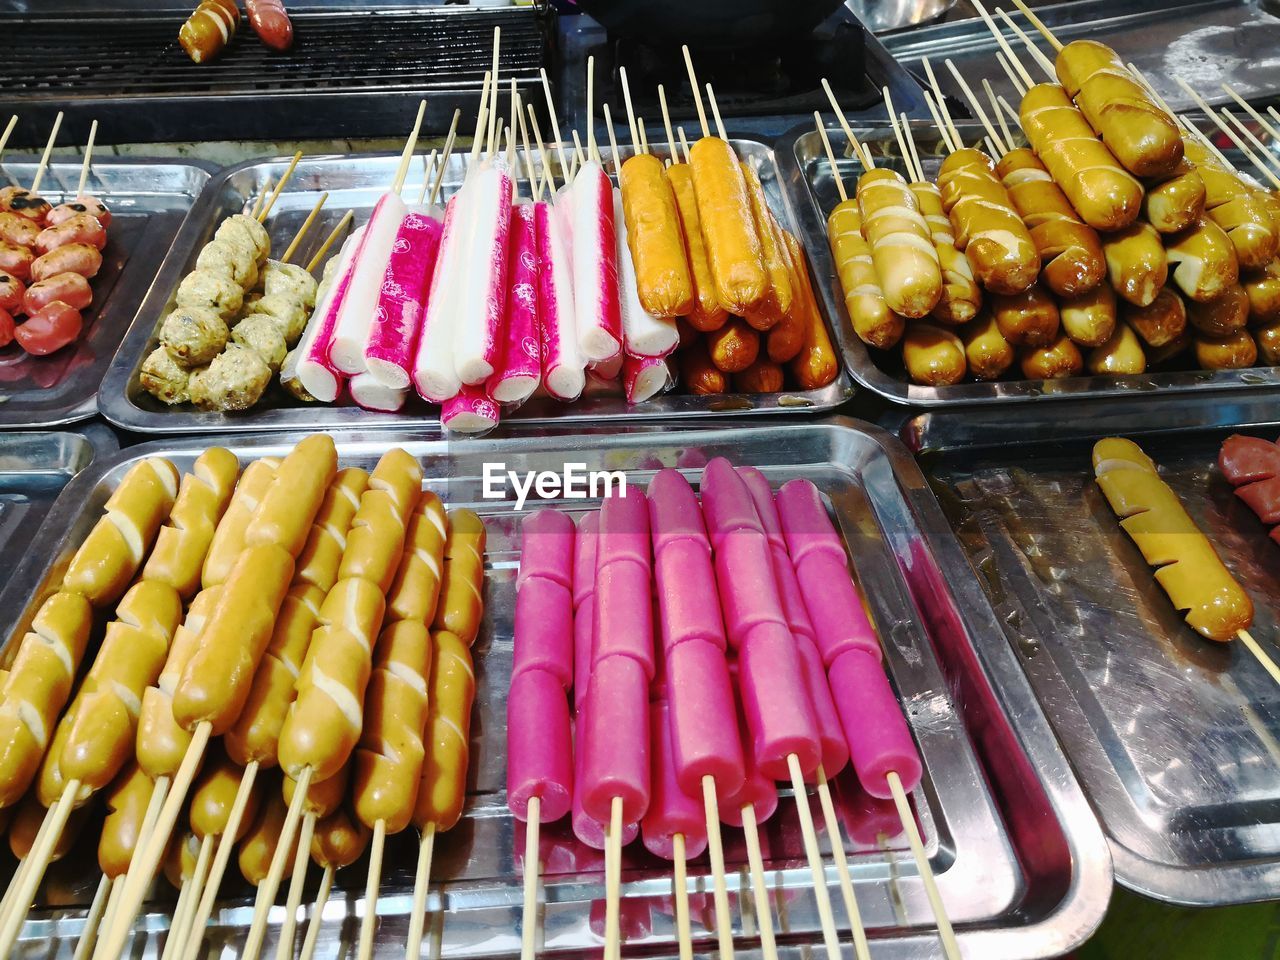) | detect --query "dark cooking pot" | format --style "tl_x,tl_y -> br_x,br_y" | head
573,0 -> 848,49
